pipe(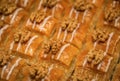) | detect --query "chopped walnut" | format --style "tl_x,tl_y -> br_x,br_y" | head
105,5 -> 120,22
61,18 -> 78,33
0,3 -> 17,15
29,63 -> 49,81
87,49 -> 104,67
74,0 -> 94,11
92,28 -> 109,43
0,51 -> 11,67
42,0 -> 58,8
30,11 -> 46,24
44,42 -> 51,54
51,40 -> 63,55
14,29 -> 31,43
0,21 -> 4,29
44,40 -> 63,55
72,67 -> 94,81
